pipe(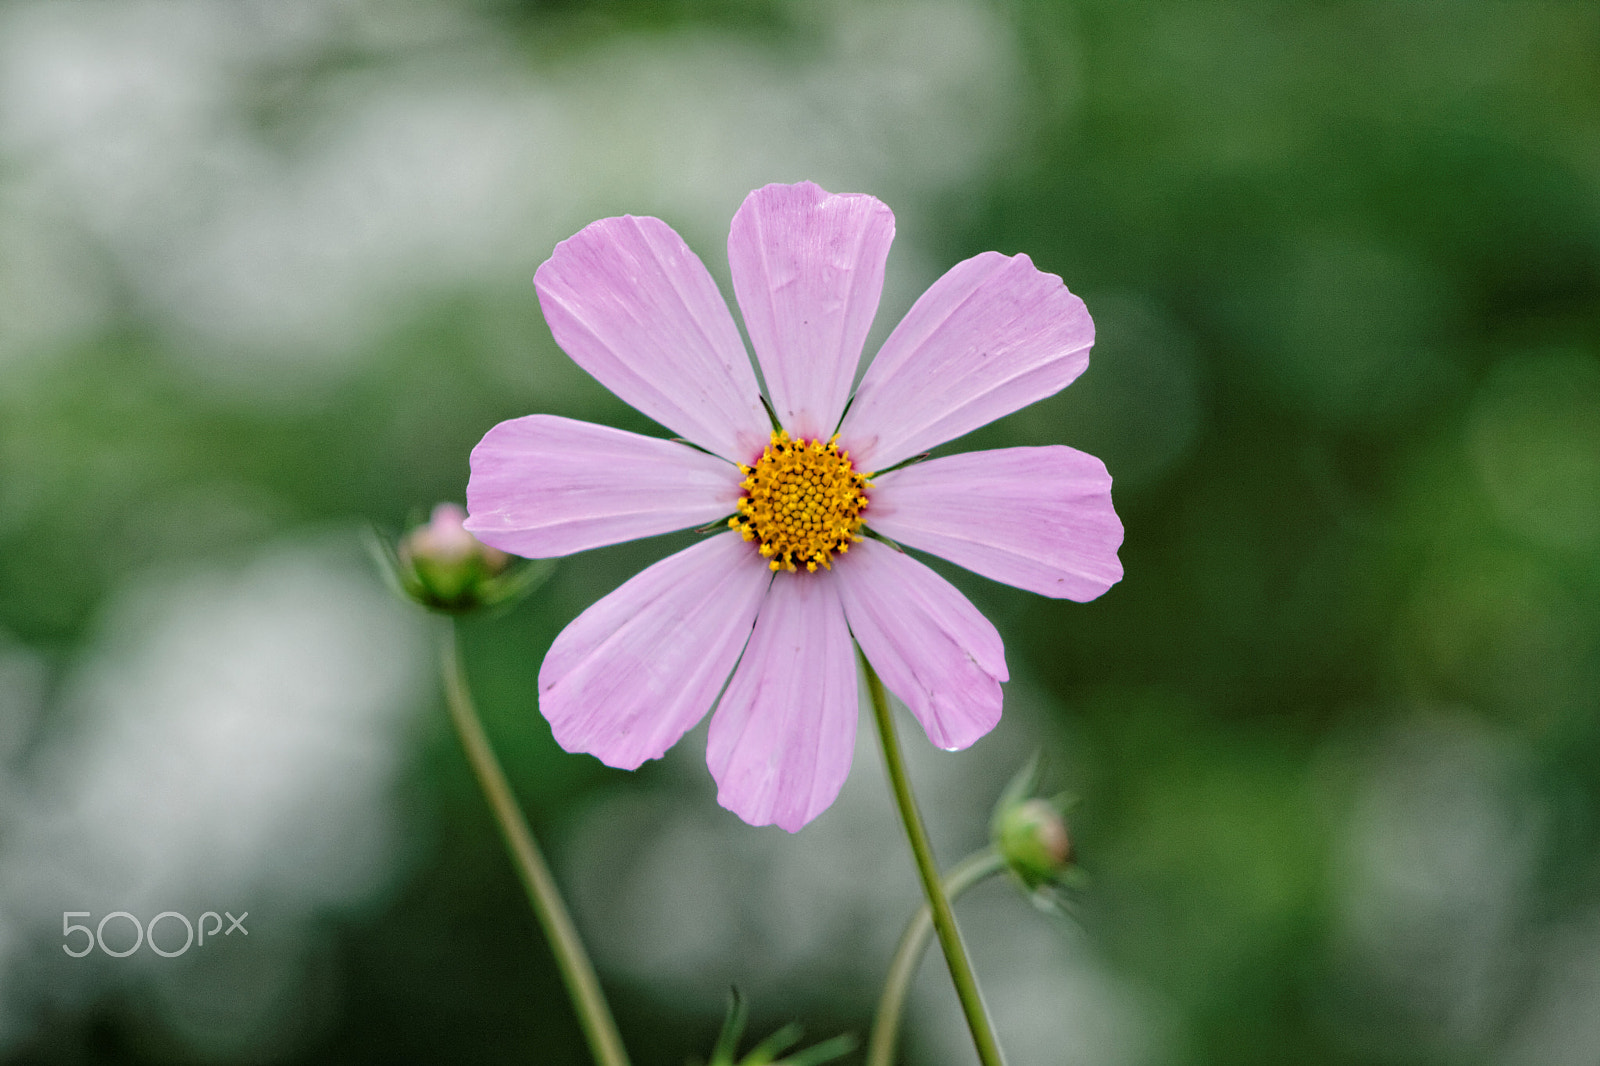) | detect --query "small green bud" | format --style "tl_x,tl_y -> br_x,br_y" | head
988,756 -> 1083,909
374,503 -> 549,615
398,503 -> 510,612
995,797 -> 1073,891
